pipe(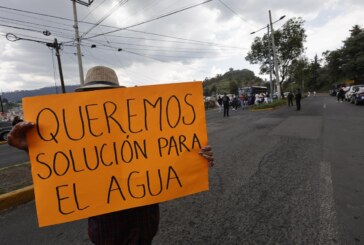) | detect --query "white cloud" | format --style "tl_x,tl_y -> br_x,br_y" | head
305,1 -> 364,59
0,0 -> 363,92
